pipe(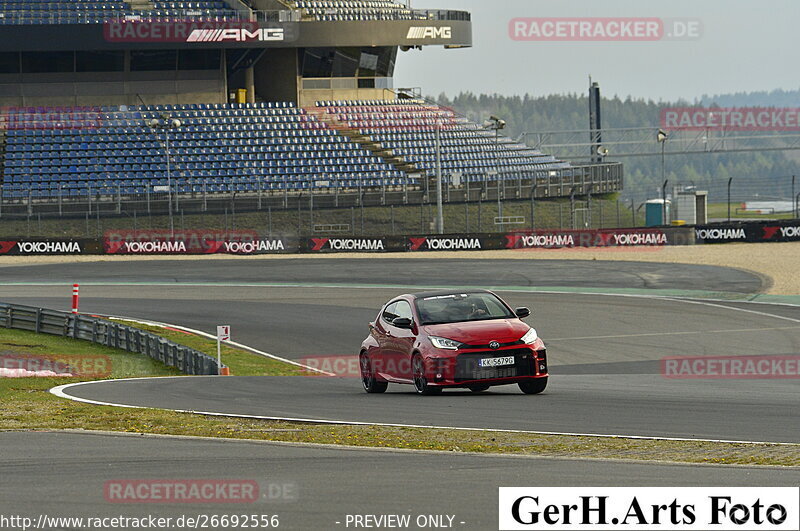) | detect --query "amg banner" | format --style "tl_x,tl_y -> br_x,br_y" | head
103,20 -> 291,44
0,239 -> 98,255
103,230 -> 294,255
